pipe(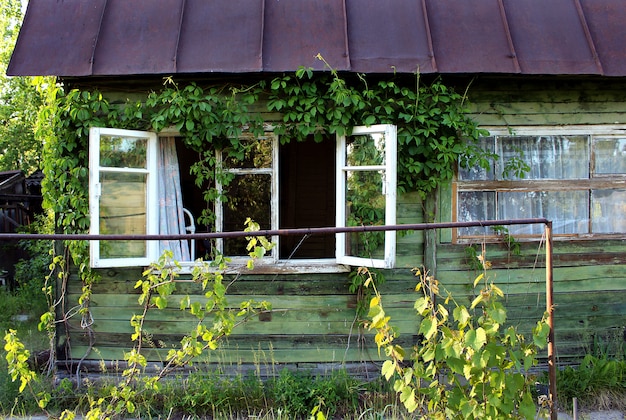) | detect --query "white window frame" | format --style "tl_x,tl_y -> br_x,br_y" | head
454,124 -> 626,242
214,134 -> 279,264
89,127 -> 158,268
88,124 -> 398,270
336,124 -> 397,268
